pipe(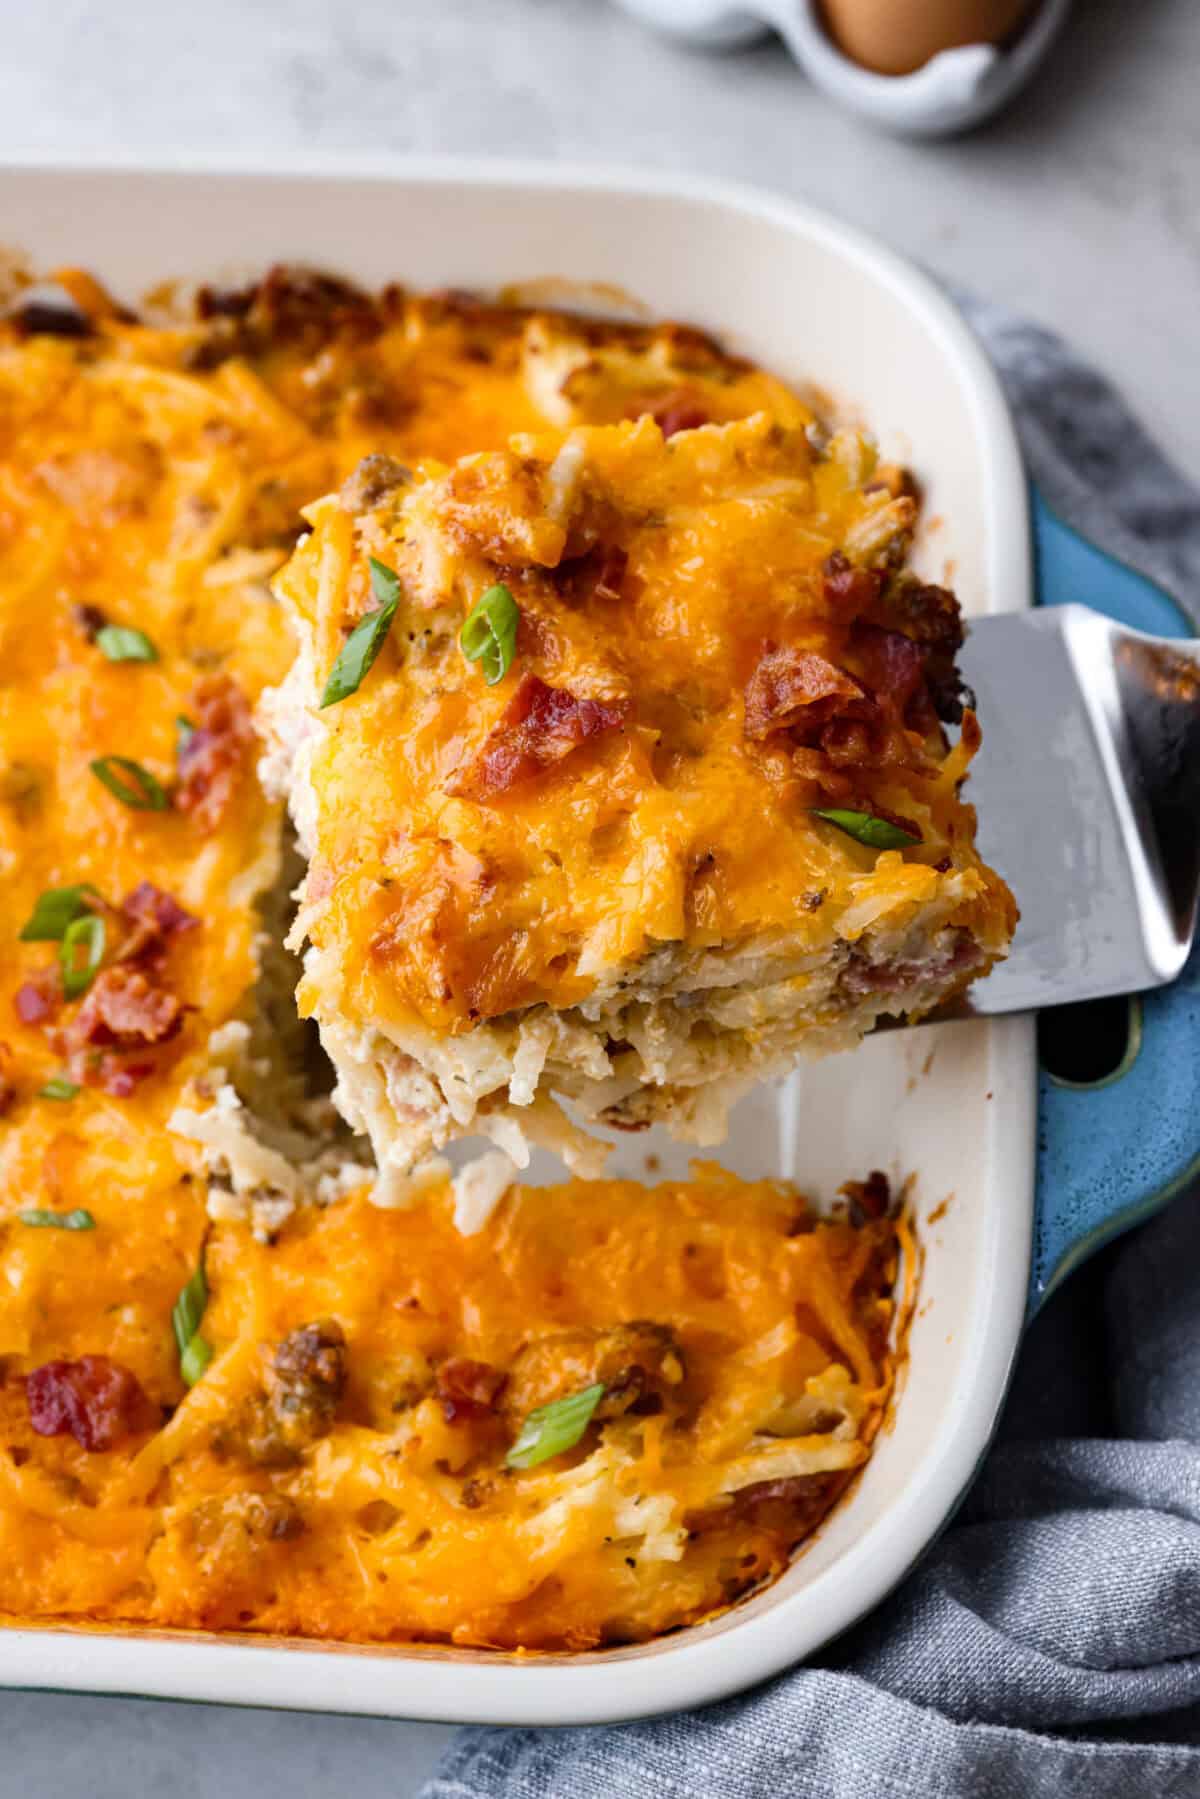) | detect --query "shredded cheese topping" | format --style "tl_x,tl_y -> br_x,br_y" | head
0,263 -> 919,1651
